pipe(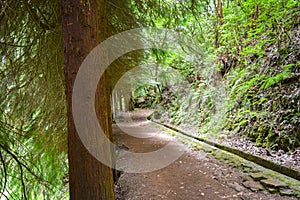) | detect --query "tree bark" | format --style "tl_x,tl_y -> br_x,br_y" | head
61,0 -> 115,199
215,0 -> 223,48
